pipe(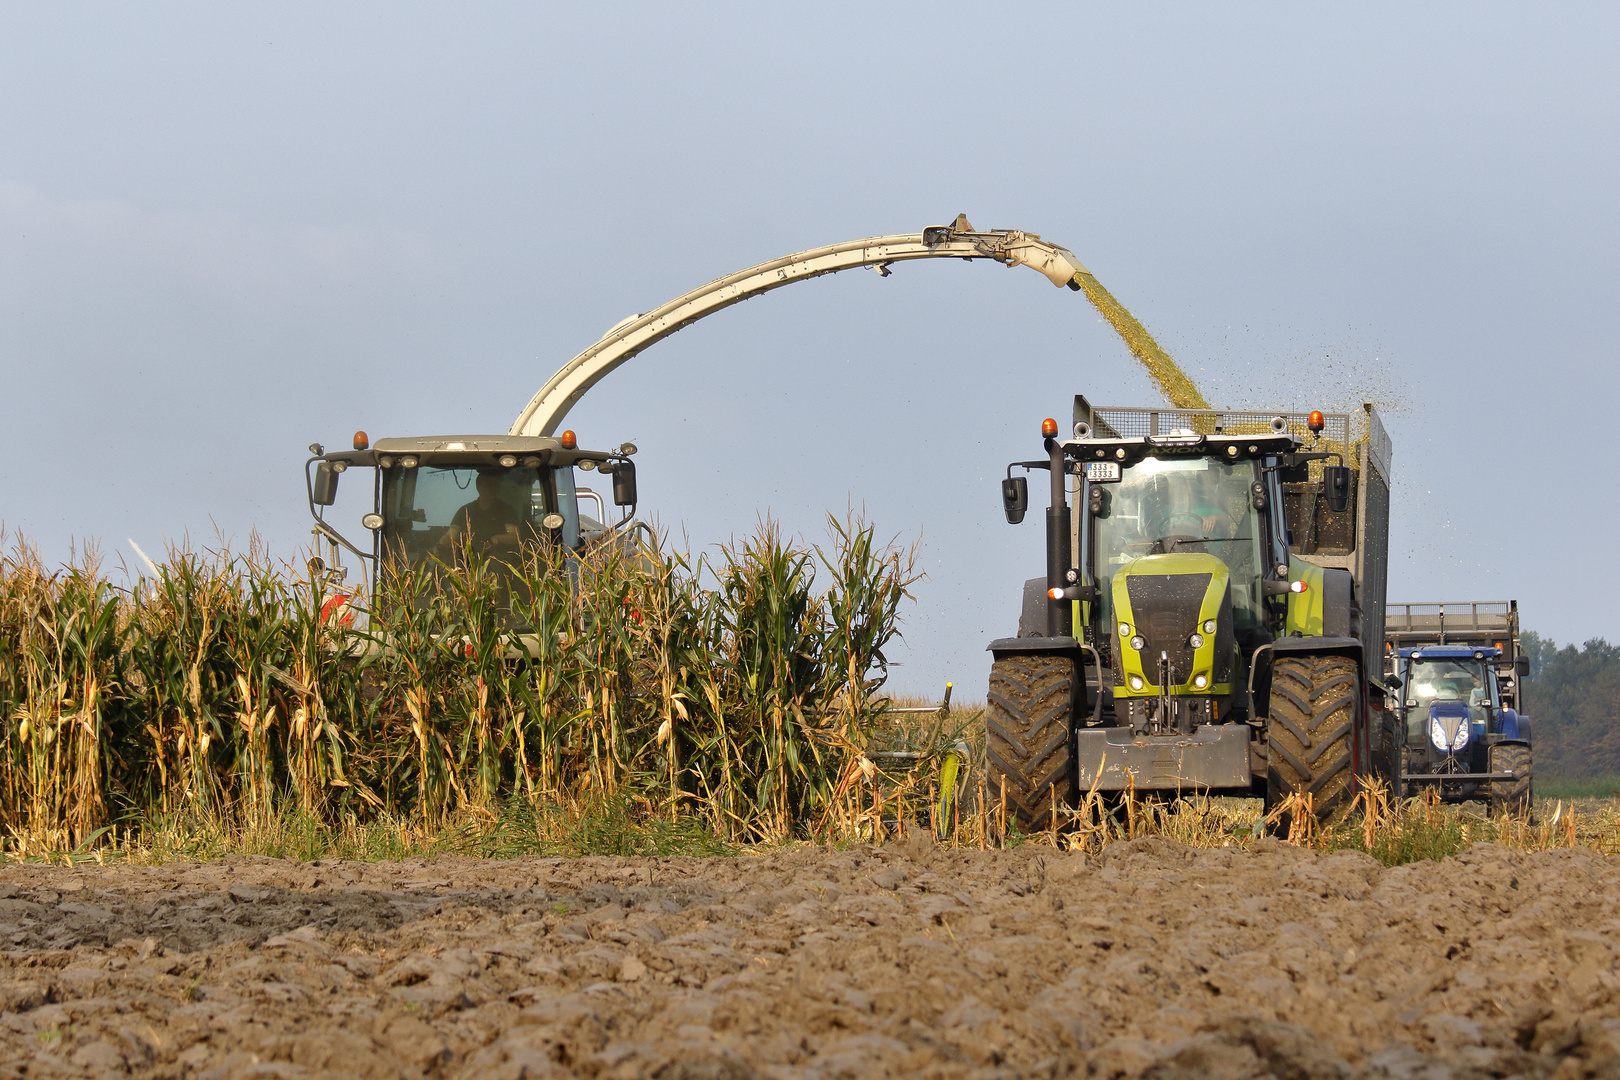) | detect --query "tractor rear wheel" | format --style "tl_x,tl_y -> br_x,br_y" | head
1488,743 -> 1533,816
986,654 -> 1074,834
1266,654 -> 1358,827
